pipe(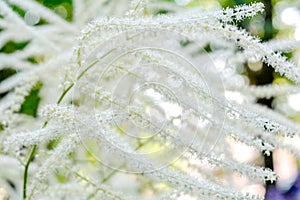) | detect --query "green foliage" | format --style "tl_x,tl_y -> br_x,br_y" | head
0,40 -> 30,54
19,82 -> 42,117
155,9 -> 170,15
11,4 -> 26,17
0,123 -> 3,132
46,138 -> 61,150
55,171 -> 67,183
0,68 -> 17,83
203,44 -> 212,52
36,0 -> 73,21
